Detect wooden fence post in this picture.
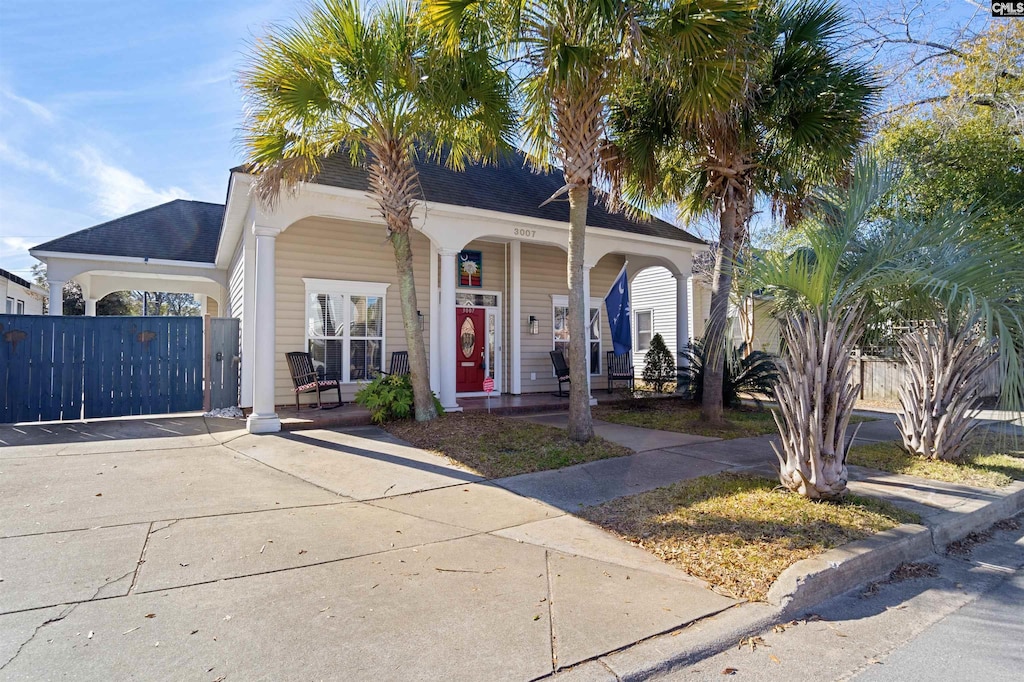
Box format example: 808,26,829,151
203,314,212,412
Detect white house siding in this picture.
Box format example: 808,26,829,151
634,270,780,359
1,276,44,315
273,217,434,406
228,240,245,320
630,266,676,373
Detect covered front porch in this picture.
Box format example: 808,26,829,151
274,392,599,431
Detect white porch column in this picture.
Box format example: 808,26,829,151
582,265,594,402
47,280,64,316
674,273,691,395
246,226,281,434
510,240,522,394
429,242,440,394
199,295,208,317
438,248,461,412
84,299,97,317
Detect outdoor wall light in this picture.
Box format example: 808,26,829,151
528,315,539,335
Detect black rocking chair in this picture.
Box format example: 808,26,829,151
381,350,410,377
606,350,635,393
549,350,571,397
286,351,342,410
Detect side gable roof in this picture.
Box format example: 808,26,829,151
241,150,703,245
32,200,225,264
1,267,32,289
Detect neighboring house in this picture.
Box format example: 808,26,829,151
30,151,708,434
0,267,46,315
630,267,780,373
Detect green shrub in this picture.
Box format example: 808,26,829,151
354,374,443,424
642,333,677,393
679,340,779,407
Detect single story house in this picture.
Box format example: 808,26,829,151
30,151,708,433
1,268,46,316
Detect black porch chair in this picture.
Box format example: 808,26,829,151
285,351,342,410
549,350,571,397
380,350,410,377
606,351,635,393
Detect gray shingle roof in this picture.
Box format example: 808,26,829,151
301,150,703,245
1,267,32,289
32,200,225,263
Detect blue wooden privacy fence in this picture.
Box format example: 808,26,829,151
0,315,204,423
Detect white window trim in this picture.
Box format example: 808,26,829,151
303,278,391,383
5,297,13,314
550,295,602,376
16,299,25,315
634,308,654,352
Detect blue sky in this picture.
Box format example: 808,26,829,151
0,0,303,279
0,1,990,281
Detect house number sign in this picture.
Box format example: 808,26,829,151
512,227,538,239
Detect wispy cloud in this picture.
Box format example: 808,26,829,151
73,146,192,218
0,88,55,123
0,138,67,185
1,236,37,256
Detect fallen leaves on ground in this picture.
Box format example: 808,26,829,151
580,473,918,601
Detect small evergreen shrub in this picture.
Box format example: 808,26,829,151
354,374,443,424
642,333,677,393
679,340,779,407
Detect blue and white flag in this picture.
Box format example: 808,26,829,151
605,263,631,356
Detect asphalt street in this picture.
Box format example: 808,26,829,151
663,514,1024,682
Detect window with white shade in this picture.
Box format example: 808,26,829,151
304,279,389,383
635,309,653,351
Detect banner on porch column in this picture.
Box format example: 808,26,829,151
605,263,632,356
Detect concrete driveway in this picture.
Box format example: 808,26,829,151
0,417,734,681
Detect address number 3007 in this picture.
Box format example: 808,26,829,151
513,228,537,238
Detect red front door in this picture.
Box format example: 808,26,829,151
455,307,486,392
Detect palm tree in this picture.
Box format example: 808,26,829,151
426,0,752,442
754,155,1024,498
238,0,515,421
608,0,877,424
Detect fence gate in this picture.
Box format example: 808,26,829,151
0,315,204,423
208,317,240,410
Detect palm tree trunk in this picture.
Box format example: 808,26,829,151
567,185,595,442
368,145,436,422
390,229,437,421
701,196,739,423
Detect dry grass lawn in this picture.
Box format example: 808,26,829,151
848,440,1024,488
593,400,781,439
580,473,919,602
594,399,875,439
386,413,632,478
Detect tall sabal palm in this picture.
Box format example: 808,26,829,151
238,0,515,421
609,0,877,424
754,154,1024,498
426,0,753,442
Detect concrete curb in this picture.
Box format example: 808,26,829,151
928,481,1024,550
547,480,1024,681
766,524,932,615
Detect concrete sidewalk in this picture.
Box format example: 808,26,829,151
499,414,903,511
0,418,735,681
